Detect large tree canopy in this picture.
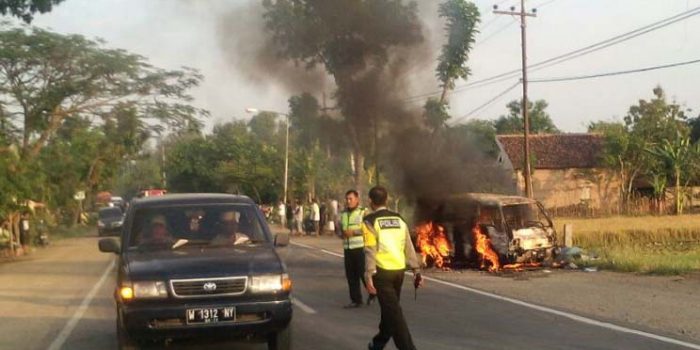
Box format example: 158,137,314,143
0,25,207,161
0,25,207,224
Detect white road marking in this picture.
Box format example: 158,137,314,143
291,297,317,314
321,249,344,258
295,243,700,350
47,259,115,350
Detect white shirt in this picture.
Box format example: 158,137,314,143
277,204,285,216
295,205,304,220
312,203,320,221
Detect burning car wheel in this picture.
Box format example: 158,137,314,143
267,324,291,350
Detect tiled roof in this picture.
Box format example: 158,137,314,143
496,133,604,170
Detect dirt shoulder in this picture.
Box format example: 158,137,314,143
282,229,700,343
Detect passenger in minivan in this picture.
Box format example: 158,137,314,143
211,211,250,245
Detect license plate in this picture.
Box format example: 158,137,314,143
186,307,236,324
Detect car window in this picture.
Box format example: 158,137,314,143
99,208,123,219
128,204,267,250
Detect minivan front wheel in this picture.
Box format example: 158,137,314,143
267,324,291,350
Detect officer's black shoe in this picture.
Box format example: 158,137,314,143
343,302,363,309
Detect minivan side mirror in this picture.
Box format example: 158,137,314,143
274,232,290,247
98,238,121,254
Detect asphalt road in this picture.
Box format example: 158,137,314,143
1,235,699,350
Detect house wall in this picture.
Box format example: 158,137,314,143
514,168,621,211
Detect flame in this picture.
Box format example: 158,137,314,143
472,223,500,272
415,221,452,269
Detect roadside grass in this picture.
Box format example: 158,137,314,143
553,215,700,275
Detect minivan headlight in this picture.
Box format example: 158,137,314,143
97,220,105,227
131,281,168,299
250,274,291,293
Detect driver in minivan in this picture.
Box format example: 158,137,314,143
140,214,175,247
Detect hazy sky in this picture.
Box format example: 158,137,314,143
26,0,700,132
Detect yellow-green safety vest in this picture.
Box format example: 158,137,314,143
341,207,366,250
365,215,408,270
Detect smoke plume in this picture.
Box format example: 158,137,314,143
216,0,512,205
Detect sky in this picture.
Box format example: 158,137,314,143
23,0,700,133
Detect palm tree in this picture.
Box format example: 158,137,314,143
646,135,693,215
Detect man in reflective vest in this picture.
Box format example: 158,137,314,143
340,189,367,308
363,186,422,350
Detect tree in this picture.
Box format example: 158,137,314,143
590,87,690,212
646,134,697,215
435,0,480,104
689,115,700,143
0,0,65,23
449,119,498,156
0,25,206,228
262,0,423,196
165,134,222,193
424,98,451,133
495,99,559,134
0,25,207,163
248,111,280,145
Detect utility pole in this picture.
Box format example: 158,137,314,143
494,0,537,198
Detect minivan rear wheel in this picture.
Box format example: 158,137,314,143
267,324,291,350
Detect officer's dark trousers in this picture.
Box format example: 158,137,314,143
344,248,366,304
370,268,416,350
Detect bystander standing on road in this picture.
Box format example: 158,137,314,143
285,201,293,234
294,200,304,236
311,198,321,236
319,200,327,235
363,186,422,350
277,201,286,227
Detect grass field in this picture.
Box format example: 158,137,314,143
553,215,700,274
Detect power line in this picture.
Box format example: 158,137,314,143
449,81,521,125
403,5,700,102
458,6,700,91
529,57,700,83
475,18,518,48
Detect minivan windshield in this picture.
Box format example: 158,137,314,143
128,204,268,250
502,203,550,230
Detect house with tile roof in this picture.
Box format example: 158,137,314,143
495,133,621,211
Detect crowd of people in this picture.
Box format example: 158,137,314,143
264,198,341,237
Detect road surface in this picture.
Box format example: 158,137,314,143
0,234,698,350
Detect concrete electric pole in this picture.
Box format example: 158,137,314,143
494,0,537,198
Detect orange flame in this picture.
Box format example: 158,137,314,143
472,223,500,272
415,221,451,269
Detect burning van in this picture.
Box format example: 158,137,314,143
414,193,557,271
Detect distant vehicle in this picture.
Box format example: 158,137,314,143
98,193,292,350
136,189,167,198
98,207,124,237
110,196,125,208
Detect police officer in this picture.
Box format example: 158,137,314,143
340,189,367,308
363,186,422,350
